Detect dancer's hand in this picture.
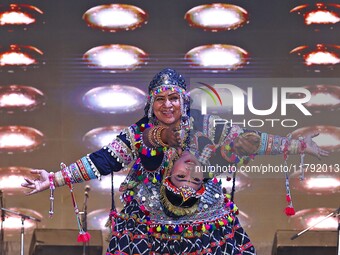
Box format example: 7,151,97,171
304,133,329,159
162,125,182,148
143,125,181,147
21,169,50,195
234,132,261,156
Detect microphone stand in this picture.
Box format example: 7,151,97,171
0,190,5,255
0,208,41,255
0,214,4,255
82,187,89,255
290,207,340,255
338,207,340,255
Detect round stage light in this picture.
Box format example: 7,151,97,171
83,4,147,32
0,166,34,195
290,44,340,67
0,85,45,113
291,3,340,25
83,44,147,72
0,44,43,68
185,3,249,31
290,208,338,230
1,208,42,231
82,85,146,114
290,169,340,195
0,4,43,27
0,126,45,153
288,85,340,113
185,44,249,71
82,126,127,150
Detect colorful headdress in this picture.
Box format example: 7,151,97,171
144,68,190,123
148,68,186,92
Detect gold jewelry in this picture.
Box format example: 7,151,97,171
54,171,65,187
155,126,168,147
147,127,158,147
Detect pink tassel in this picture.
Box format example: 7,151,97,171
109,210,117,218
284,207,295,216
77,232,91,243
111,220,116,232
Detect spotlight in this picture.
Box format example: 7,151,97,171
291,170,339,195
290,44,340,68
0,126,45,154
0,85,45,113
291,3,340,26
290,208,338,230
0,44,43,70
0,166,34,194
83,4,147,32
82,126,128,150
185,3,248,32
185,44,249,71
0,4,43,29
1,208,42,231
83,44,147,72
82,85,146,113
288,85,340,113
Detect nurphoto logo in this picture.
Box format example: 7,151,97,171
197,83,312,128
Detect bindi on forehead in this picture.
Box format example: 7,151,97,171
155,91,179,97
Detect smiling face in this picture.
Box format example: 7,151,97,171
152,90,182,126
170,151,204,191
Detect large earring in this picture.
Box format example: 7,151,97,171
148,97,155,119
180,95,187,118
